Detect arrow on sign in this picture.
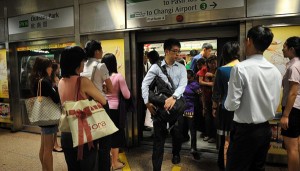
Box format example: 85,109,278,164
210,2,217,9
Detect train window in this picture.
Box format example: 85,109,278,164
18,48,63,99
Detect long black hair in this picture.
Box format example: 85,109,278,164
30,56,52,91
84,40,102,58
101,53,118,76
285,36,300,57
222,41,240,64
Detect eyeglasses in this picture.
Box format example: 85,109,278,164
170,49,181,54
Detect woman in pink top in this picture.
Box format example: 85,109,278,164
101,53,130,170
280,36,300,171
58,46,106,171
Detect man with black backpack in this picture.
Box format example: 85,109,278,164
142,38,187,171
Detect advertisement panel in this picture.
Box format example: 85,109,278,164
101,39,125,77
0,49,9,98
0,103,11,124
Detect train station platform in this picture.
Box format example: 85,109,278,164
0,128,287,171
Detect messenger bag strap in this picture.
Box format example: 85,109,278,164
156,60,176,91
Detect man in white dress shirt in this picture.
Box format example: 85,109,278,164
224,25,282,171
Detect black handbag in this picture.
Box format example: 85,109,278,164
148,61,186,123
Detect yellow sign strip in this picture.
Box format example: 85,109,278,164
172,165,181,171
119,152,131,171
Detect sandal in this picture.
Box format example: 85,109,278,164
112,163,125,170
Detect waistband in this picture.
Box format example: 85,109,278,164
233,121,269,128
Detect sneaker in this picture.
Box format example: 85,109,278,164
208,138,216,143
203,136,210,141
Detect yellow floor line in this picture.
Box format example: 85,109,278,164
172,165,181,171
119,152,131,171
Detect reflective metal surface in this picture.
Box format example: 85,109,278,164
247,0,300,17
9,27,74,42
80,0,125,33
0,0,4,18
0,19,4,42
6,0,73,17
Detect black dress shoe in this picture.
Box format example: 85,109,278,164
172,155,180,164
143,126,152,131
190,149,200,160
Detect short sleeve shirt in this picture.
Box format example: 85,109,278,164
81,58,109,97
282,57,300,109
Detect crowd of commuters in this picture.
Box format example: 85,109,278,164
141,26,299,171
29,25,300,171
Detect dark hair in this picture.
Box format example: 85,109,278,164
285,36,300,57
202,43,213,50
147,50,160,64
30,56,52,91
207,55,217,64
101,53,118,75
222,41,240,63
60,46,87,78
144,51,149,56
177,59,185,66
84,40,102,58
197,58,206,65
190,49,198,57
163,38,181,51
187,69,194,77
51,62,59,83
247,25,273,52
31,57,52,80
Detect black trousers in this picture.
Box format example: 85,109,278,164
182,116,197,150
226,121,271,171
97,102,112,171
61,132,98,171
152,114,184,171
204,100,216,138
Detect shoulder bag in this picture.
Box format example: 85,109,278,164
25,79,61,126
149,61,186,123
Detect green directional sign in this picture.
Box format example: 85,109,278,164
19,20,29,28
200,3,207,10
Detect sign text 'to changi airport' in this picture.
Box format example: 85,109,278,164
127,0,244,22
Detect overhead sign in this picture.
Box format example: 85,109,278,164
127,0,244,20
8,7,74,35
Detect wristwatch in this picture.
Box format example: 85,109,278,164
172,95,178,100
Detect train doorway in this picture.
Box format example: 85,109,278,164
134,25,239,153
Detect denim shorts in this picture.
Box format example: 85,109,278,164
40,125,58,135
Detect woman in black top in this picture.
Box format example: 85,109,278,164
30,57,60,171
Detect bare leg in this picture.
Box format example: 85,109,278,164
224,135,230,168
111,148,124,169
284,136,299,171
40,134,44,167
53,133,62,151
42,134,54,171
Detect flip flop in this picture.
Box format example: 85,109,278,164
53,148,63,152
